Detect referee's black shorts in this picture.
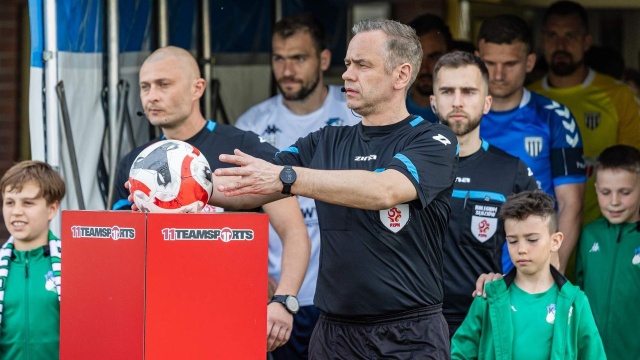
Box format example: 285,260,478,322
308,304,450,360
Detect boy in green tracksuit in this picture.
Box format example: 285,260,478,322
0,161,65,359
451,190,605,359
576,145,640,360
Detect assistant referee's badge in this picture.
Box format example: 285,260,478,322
380,204,409,233
471,204,498,242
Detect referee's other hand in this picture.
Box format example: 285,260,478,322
473,272,503,298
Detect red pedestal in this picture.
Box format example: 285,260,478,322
60,211,268,360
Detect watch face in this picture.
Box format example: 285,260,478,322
281,168,296,184
285,296,300,313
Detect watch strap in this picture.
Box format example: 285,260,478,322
270,295,288,304
280,165,296,195
269,294,298,314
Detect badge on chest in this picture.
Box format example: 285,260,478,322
471,204,498,242
380,204,410,233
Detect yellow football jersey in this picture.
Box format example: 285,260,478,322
530,69,640,225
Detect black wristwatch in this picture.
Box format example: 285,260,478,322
280,165,297,195
269,294,300,315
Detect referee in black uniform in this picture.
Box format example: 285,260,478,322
429,51,538,338
214,19,458,358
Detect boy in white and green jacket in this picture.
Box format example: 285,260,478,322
577,145,640,360
452,190,605,359
0,161,65,359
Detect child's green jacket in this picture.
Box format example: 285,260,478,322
451,266,606,360
577,218,640,360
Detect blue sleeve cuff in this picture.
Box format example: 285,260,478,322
112,199,133,210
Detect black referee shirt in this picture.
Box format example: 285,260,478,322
274,115,458,317
442,140,537,325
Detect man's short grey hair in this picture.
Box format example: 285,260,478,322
352,19,423,88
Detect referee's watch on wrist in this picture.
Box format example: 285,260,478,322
269,294,300,315
280,165,297,195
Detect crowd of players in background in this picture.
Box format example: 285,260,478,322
2,0,640,359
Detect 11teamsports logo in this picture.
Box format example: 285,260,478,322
70,225,135,240
161,227,254,242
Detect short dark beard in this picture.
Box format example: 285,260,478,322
550,61,582,77
278,74,321,101
440,114,482,137
549,51,583,77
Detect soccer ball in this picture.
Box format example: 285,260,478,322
128,140,213,213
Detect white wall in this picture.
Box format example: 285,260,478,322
213,64,272,124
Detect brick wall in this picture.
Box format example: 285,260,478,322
0,0,23,241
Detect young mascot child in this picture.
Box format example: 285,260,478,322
576,144,640,360
451,190,605,359
0,161,65,359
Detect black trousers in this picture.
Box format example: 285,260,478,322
309,304,450,360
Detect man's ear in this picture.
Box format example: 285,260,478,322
193,78,207,99
320,49,331,71
525,52,537,73
394,63,412,91
483,95,492,115
429,95,436,112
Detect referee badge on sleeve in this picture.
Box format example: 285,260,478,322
380,204,409,233
471,205,498,242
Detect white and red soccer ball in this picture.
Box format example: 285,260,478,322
128,140,213,213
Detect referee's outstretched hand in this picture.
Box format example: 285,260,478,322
216,149,283,197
